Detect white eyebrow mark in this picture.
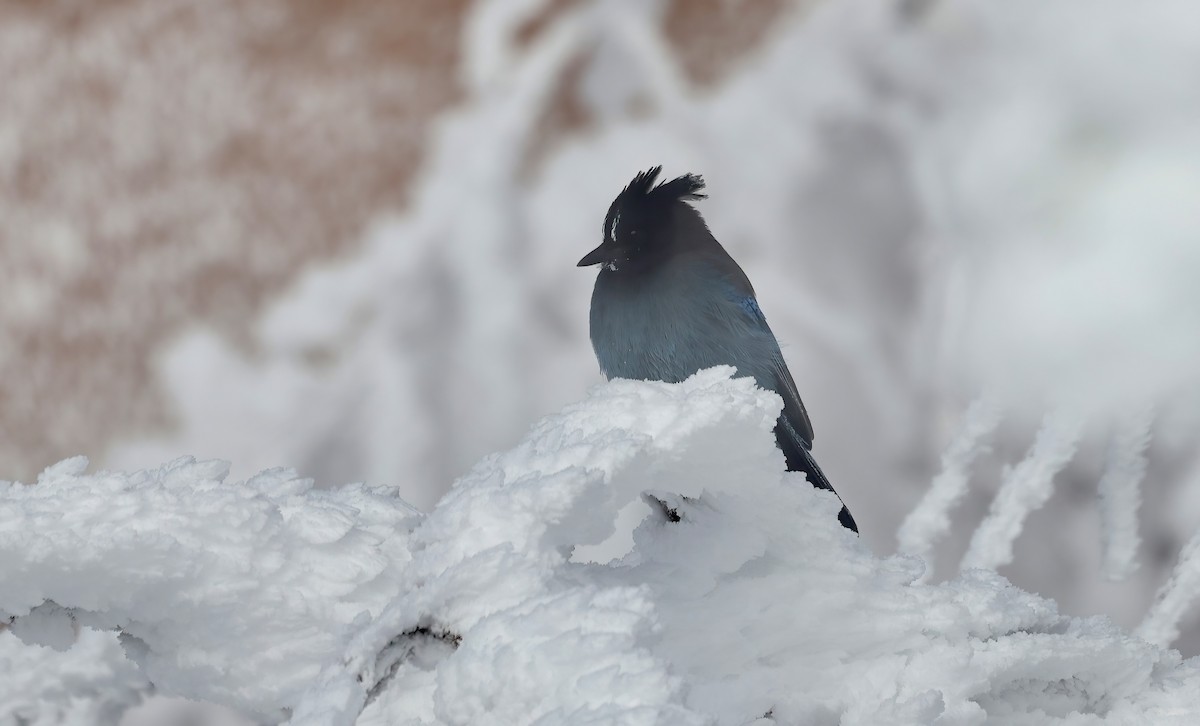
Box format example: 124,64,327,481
609,212,620,242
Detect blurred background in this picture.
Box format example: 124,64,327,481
4,0,1200,721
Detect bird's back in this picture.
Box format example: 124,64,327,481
590,246,814,436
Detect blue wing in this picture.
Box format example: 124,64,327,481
737,296,815,448
735,294,857,532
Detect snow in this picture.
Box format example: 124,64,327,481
6,370,1200,724
0,629,148,726
1,456,421,720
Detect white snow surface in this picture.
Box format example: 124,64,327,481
1,456,421,721
0,629,148,726
5,370,1200,725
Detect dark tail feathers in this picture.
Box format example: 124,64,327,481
795,446,858,533
775,425,859,533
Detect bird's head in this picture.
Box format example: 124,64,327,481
577,166,708,273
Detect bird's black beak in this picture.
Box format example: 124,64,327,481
577,242,610,267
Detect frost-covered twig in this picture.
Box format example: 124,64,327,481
1137,529,1200,648
603,5,692,116
960,410,1084,572
364,628,461,708
1097,407,1153,581
897,394,1002,567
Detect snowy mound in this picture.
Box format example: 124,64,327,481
3,368,1199,725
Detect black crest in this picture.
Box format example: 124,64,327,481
603,166,707,246
580,166,710,270
614,166,706,213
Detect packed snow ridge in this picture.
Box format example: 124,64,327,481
3,368,1199,725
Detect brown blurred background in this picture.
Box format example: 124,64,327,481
0,0,793,484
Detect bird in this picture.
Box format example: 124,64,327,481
578,166,857,532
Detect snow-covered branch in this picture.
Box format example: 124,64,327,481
4,371,1198,724
1138,529,1200,649
897,394,1002,568
1097,408,1153,580
960,410,1084,573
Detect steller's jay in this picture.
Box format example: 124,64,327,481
578,167,857,532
